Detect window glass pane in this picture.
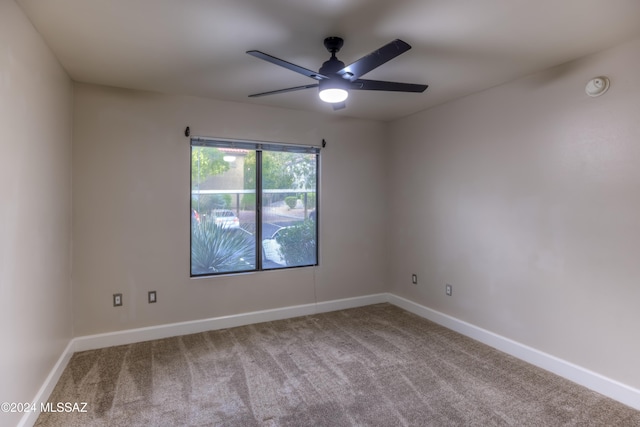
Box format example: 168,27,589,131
191,146,256,275
261,151,318,269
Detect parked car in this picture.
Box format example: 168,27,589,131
262,227,286,267
212,209,240,229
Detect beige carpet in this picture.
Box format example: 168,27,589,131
36,303,639,426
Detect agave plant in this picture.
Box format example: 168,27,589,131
191,220,255,275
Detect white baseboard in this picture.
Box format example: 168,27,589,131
387,293,640,411
18,340,75,427
74,293,388,352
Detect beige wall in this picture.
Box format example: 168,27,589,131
0,1,73,423
72,84,388,336
6,1,640,408
389,38,640,389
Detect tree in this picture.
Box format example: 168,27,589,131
287,153,316,190
191,147,230,188
243,151,317,204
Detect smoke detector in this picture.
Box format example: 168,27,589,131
585,77,610,97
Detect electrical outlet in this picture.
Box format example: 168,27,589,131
148,291,157,303
446,284,452,296
113,293,123,307
411,274,418,285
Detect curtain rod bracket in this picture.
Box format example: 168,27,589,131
322,139,327,148
185,126,190,137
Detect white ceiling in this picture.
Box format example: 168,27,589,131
17,0,640,122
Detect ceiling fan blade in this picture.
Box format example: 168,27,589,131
332,102,346,111
351,79,428,93
247,50,329,81
248,84,319,98
337,39,411,81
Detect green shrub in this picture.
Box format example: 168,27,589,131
191,221,255,274
275,220,316,266
241,193,255,210
284,196,298,209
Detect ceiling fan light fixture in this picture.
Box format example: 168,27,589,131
319,87,348,103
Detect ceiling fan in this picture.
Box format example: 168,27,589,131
247,37,428,110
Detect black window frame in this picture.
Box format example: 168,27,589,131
190,137,320,277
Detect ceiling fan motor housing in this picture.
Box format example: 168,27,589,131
319,57,346,76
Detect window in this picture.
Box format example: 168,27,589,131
190,138,319,276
